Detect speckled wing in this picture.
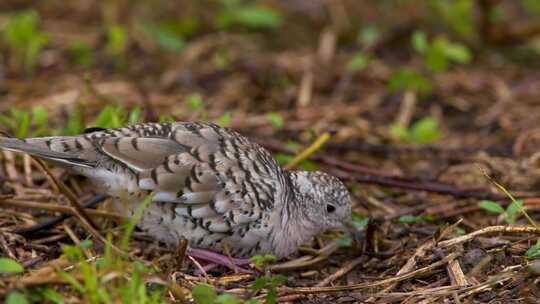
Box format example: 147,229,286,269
90,122,286,234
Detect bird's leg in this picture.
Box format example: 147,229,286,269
188,247,252,273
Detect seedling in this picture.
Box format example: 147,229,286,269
412,31,472,72
478,200,524,224
217,0,283,31
337,212,369,247
390,117,442,144
347,52,370,71
525,238,540,259
266,112,283,129
0,107,50,138
3,10,48,75
388,68,432,96
143,22,185,52
68,41,94,68
105,24,128,69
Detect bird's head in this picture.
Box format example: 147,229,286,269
288,171,352,232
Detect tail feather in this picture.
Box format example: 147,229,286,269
0,137,94,168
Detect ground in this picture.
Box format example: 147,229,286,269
1,1,540,303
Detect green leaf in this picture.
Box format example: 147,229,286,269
455,227,466,236
336,235,353,247
6,290,28,304
389,124,410,141
271,274,287,285
79,239,93,249
3,10,48,74
398,215,420,224
412,31,428,54
0,258,24,273
388,68,432,96
106,25,128,57
352,213,369,229
187,94,204,111
143,22,185,52
216,112,231,127
425,38,449,72
505,200,523,224
251,276,269,291
284,141,300,152
526,241,540,259
40,287,64,304
68,41,94,68
266,287,277,304
443,42,471,64
479,200,505,214
524,0,540,15
358,26,379,48
347,52,369,71
127,107,142,125
430,0,475,37
250,254,276,267
274,153,293,165
192,284,217,304
410,117,441,144
219,6,283,30
64,108,84,135
120,195,152,250
32,106,48,128
266,112,284,129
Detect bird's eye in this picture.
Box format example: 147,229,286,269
326,204,336,213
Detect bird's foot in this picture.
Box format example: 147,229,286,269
188,247,252,274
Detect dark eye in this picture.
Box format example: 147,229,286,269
326,204,336,213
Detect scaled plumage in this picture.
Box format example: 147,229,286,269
0,122,352,258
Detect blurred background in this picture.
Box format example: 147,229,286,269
4,2,540,302
1,1,540,147
3,0,540,192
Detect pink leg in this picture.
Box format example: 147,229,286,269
188,248,252,273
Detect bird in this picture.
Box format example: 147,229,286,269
0,121,353,269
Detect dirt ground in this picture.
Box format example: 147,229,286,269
1,1,540,303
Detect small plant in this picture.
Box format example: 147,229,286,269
92,105,142,129
105,24,128,69
337,212,369,247
390,117,442,144
68,41,94,68
143,21,186,52
55,196,165,303
0,257,24,273
412,31,472,72
248,254,286,304
397,214,434,224
6,290,28,304
387,68,432,96
186,93,208,120
192,284,250,304
357,26,379,48
217,0,283,31
3,10,48,75
526,238,540,259
216,112,232,127
478,200,524,224
428,0,475,38
266,112,283,129
0,107,50,138
347,51,370,71
63,108,85,135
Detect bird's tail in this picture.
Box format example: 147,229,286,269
0,136,94,168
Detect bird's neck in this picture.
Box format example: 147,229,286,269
269,171,321,258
